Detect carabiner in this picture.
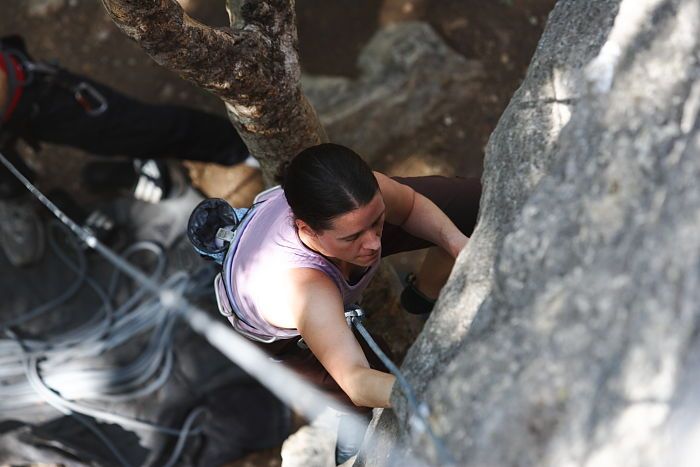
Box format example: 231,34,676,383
344,305,365,327
73,82,108,116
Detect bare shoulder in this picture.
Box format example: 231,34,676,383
257,267,340,329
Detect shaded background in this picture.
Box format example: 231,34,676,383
2,0,554,193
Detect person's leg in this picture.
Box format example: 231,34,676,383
413,246,454,299
15,68,251,202
19,68,249,165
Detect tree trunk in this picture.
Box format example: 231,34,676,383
100,0,327,183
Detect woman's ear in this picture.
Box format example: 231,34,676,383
295,218,317,238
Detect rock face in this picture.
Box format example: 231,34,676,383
362,0,700,465
303,22,484,165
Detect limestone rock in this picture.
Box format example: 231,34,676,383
362,0,700,465
302,22,484,164
281,409,339,467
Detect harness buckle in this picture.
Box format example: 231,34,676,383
296,337,309,350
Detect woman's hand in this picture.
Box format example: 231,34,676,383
446,232,469,259
289,268,395,408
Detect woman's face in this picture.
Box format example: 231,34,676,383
313,192,386,267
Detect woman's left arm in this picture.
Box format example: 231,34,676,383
374,171,468,258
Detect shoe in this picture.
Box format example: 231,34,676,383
82,159,185,204
131,159,172,203
400,272,436,315
0,195,45,267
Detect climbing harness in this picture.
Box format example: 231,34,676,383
71,80,108,116
2,46,108,117
0,50,23,121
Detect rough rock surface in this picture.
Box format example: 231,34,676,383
280,409,339,467
362,0,700,465
302,22,485,165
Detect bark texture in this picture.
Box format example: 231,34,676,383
101,0,326,182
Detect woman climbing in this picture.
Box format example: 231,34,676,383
190,142,481,464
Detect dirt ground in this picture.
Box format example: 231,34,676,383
1,0,555,465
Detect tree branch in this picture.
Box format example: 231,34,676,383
101,0,324,183
102,0,261,99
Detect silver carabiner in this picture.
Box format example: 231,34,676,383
344,305,365,327
73,82,108,116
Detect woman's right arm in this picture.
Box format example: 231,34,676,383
287,267,395,408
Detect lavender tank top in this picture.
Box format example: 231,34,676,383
223,187,380,341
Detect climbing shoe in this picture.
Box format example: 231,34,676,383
132,159,173,203
400,272,436,315
0,195,45,267
82,158,185,204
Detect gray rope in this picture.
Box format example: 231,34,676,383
0,151,205,466
6,328,132,467
346,306,456,466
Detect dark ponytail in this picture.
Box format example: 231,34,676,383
281,143,379,232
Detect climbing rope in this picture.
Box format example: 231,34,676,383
345,306,455,465
0,150,456,466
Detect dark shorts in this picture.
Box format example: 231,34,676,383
259,175,482,411
381,175,482,257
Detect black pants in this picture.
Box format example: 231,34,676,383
0,63,248,198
